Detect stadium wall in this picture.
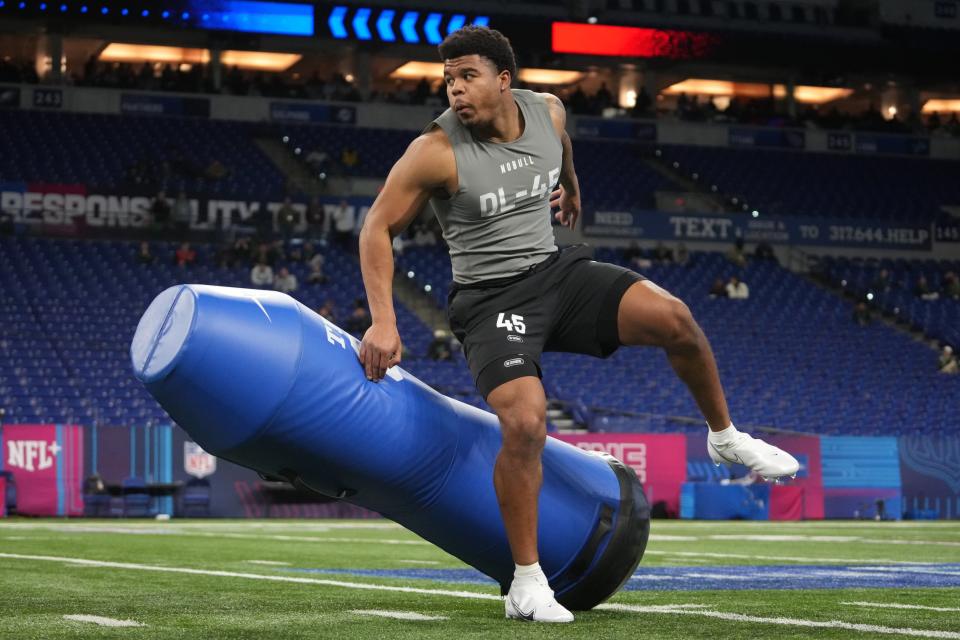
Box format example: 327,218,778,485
2,423,952,520
3,83,959,159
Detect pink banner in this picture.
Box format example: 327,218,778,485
767,434,824,519
770,485,804,520
553,433,687,515
0,476,5,517
1,424,84,516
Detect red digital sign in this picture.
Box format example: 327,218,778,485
551,22,718,59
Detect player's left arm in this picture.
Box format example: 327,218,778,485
540,92,580,230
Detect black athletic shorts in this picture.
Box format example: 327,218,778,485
446,243,647,399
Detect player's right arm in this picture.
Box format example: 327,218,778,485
358,129,454,382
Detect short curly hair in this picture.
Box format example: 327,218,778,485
438,25,517,82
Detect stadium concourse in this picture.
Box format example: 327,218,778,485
1,0,960,635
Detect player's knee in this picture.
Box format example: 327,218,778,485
499,407,547,454
665,299,701,353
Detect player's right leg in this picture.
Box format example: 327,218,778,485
486,376,574,623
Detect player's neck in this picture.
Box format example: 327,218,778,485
473,96,524,144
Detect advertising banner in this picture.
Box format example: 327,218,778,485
821,436,902,519
553,433,686,515
1,424,84,516
729,127,805,149
270,102,357,125
856,133,930,156
575,117,656,141
0,184,373,235
899,435,960,519
0,85,20,108
120,93,210,118
582,209,932,251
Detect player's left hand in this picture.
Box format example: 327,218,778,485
550,185,580,230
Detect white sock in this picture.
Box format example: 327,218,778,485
707,423,738,446
514,562,544,582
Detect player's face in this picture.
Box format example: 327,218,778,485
443,55,508,127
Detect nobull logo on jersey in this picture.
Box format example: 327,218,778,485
480,168,560,218
6,439,61,472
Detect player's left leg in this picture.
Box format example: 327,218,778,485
617,279,799,481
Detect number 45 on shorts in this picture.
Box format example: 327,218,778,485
496,312,526,334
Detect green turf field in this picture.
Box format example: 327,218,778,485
2,519,959,639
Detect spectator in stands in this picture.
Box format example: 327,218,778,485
413,221,438,246
726,238,747,267
136,241,155,265
150,191,171,231
630,86,652,118
330,199,356,252
938,346,959,374
725,276,750,300
345,297,373,337
172,191,192,239
305,147,331,173
651,242,673,263
676,243,690,266
943,271,960,300
276,197,299,243
872,269,893,293
754,241,777,262
853,302,872,327
204,158,230,182
250,261,274,287
622,241,650,269
317,299,337,324
428,329,454,361
307,249,327,285
254,241,282,268
914,276,939,301
341,146,360,173
709,278,727,298
273,267,298,294
0,210,13,236
219,237,251,268
306,197,326,240
174,242,196,268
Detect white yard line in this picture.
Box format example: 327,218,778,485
598,604,960,639
705,535,960,548
0,524,426,545
399,560,441,565
350,609,448,621
0,552,499,601
62,614,144,627
245,560,291,566
644,550,941,565
842,602,960,613
3,552,959,639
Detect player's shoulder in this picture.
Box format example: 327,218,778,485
400,126,455,182
531,91,567,130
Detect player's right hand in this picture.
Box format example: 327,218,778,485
359,321,402,382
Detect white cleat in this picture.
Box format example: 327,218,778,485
504,577,574,623
708,431,800,482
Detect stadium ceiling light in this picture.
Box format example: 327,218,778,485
99,43,301,71
352,7,372,40
922,98,960,113
447,13,465,34
664,79,852,104
390,61,582,85
376,9,395,41
424,12,443,44
400,11,419,43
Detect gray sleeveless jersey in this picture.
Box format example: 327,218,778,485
424,89,561,284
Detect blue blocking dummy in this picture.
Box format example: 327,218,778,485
131,285,649,609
